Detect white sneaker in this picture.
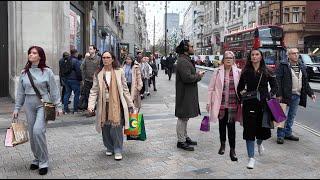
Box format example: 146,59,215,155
258,144,265,156
247,158,255,169
114,153,122,160
105,150,113,156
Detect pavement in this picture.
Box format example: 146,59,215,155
0,69,320,179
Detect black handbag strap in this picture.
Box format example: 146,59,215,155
256,73,263,91
26,71,43,102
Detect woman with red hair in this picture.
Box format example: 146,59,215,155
12,46,63,175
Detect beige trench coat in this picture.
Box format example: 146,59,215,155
130,62,143,109
88,68,134,133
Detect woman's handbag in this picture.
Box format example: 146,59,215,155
267,98,287,123
200,116,210,132
262,106,275,129
11,119,29,146
241,73,263,102
27,71,56,121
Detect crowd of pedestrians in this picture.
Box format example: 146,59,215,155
11,40,317,176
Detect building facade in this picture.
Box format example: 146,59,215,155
259,1,320,53
1,1,125,99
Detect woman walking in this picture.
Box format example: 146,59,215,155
123,55,143,111
88,51,134,161
207,51,242,162
148,55,158,91
237,49,278,169
13,46,63,175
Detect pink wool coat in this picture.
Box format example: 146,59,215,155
207,65,242,123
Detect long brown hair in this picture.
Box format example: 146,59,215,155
242,49,272,77
96,51,120,74
23,46,49,73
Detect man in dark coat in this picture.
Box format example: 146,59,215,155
175,40,205,151
276,48,316,144
166,53,176,80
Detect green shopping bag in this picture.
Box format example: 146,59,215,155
124,113,140,136
127,113,146,141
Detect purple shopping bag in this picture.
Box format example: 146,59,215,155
267,98,287,123
200,116,210,132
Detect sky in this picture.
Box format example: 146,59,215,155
142,1,191,45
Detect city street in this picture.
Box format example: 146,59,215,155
0,69,320,178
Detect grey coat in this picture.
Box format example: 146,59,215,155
175,54,202,118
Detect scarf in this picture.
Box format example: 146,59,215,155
218,69,238,122
102,69,121,127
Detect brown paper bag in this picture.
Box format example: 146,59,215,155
11,121,29,146
274,103,287,128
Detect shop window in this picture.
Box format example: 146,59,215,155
70,5,84,53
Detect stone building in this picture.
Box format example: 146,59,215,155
259,1,320,53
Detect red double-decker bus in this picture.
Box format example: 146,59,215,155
223,25,287,70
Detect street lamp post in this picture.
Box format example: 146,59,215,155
164,1,167,57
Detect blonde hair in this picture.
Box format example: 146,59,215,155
221,51,235,64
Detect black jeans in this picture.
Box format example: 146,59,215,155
219,109,236,149
167,67,173,80
148,75,156,90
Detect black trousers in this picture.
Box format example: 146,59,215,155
219,109,236,149
149,76,156,90
167,67,173,80
78,80,93,109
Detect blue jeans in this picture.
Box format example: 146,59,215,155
63,79,80,112
277,94,300,138
246,139,263,158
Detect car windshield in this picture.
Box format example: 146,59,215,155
259,48,287,65
312,56,320,63
300,54,316,64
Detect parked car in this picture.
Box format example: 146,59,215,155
299,54,320,80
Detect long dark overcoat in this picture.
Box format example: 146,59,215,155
175,54,201,118
237,69,278,140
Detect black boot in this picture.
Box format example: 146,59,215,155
39,167,48,175
230,148,238,161
29,164,39,170
218,143,225,155
186,137,197,146
177,142,194,151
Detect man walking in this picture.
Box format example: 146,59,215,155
79,45,100,115
276,48,316,144
175,40,205,151
63,49,82,114
166,53,176,80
